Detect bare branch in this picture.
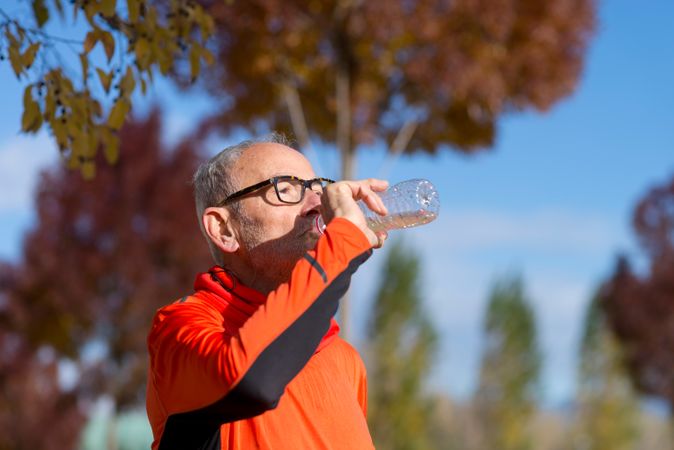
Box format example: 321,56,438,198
377,119,418,179
281,81,327,177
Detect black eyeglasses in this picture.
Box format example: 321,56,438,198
217,176,335,206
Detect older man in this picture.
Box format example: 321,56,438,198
146,135,388,450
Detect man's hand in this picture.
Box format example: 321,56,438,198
321,179,389,248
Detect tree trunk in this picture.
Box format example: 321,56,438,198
669,412,674,450
281,81,326,175
336,54,354,338
106,403,118,450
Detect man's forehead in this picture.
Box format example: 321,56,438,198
236,143,315,181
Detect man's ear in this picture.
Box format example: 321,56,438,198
202,207,240,254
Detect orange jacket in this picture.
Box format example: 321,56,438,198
146,218,375,449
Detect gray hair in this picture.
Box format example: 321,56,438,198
193,132,295,265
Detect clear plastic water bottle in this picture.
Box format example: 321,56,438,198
315,179,440,234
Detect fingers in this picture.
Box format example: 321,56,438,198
366,178,389,192
321,178,389,249
360,186,388,216
373,231,388,249
343,179,389,216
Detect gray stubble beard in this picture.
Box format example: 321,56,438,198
236,215,316,294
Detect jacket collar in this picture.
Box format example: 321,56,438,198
194,266,340,353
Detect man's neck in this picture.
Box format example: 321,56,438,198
223,261,279,296
241,272,277,296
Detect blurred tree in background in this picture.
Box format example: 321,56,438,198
198,0,596,332
474,276,541,450
1,263,84,450
0,0,610,447
573,292,639,450
366,239,438,450
0,111,211,445
1,0,596,181
600,174,674,418
200,0,596,158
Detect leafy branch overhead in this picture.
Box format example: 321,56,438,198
0,0,215,179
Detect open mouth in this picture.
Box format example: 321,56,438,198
301,212,321,235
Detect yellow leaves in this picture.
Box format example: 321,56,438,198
66,124,97,179
100,31,115,62
120,66,136,96
201,15,215,41
44,87,56,118
157,50,172,76
100,0,117,18
80,160,97,180
192,4,215,41
201,47,215,66
84,31,97,53
189,45,216,82
79,52,89,82
69,95,87,124
127,0,140,22
82,0,116,24
83,30,115,62
108,99,130,130
52,119,68,149
96,68,113,93
29,67,121,178
32,0,50,28
189,46,201,82
23,42,40,69
52,0,64,19
8,45,23,77
134,37,151,69
4,27,20,48
21,85,42,133
101,128,120,164
92,99,103,118
69,133,88,166
4,0,220,180
4,29,40,77
145,3,158,29
66,115,82,138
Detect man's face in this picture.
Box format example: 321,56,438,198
229,143,323,290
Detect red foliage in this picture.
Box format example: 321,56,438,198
1,109,212,432
195,0,595,153
601,175,674,405
1,264,85,450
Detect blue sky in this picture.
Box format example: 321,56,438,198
1,0,673,409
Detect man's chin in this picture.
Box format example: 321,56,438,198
304,230,321,248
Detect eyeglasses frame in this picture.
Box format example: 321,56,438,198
216,175,335,206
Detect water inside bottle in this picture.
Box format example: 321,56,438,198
366,209,438,233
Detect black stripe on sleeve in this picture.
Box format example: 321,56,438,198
303,253,328,283
157,249,372,450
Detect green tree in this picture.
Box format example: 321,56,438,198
0,0,214,178
199,0,596,333
573,292,639,450
366,238,438,450
474,275,541,450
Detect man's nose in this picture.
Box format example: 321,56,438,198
302,188,322,212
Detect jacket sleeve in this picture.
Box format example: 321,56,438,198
148,218,372,423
